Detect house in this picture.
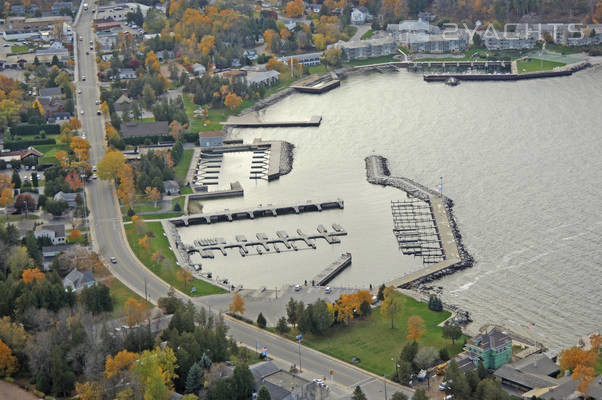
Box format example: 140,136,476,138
481,31,536,50
198,131,224,147
246,70,280,86
63,269,96,292
117,68,137,80
243,49,258,61
407,32,469,53
35,42,70,63
35,224,66,245
163,180,180,195
192,63,206,76
418,11,437,22
278,52,322,67
284,20,296,31
387,19,431,34
96,31,119,50
351,8,368,25
51,2,74,15
120,121,169,138
0,147,42,163
540,374,602,400
54,191,78,208
113,94,133,113
493,354,561,395
465,327,512,370
42,244,73,270
36,96,67,119
47,112,71,125
10,4,27,16
249,362,313,400
38,87,62,98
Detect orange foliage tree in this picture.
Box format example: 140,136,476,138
65,170,83,191
22,268,44,284
177,269,193,289
71,137,91,161
0,338,18,377
559,347,598,371
407,315,426,341
105,350,139,378
285,0,305,17
117,164,135,209
229,292,245,316
224,92,242,110
124,298,148,327
69,229,82,240
145,186,161,207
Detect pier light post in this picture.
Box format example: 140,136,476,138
439,176,443,198
296,334,303,372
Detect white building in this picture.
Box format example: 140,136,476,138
330,37,397,60
278,52,322,66
35,224,66,245
192,63,206,76
481,31,536,50
96,3,151,21
118,68,137,79
246,69,280,86
351,8,367,25
63,269,96,291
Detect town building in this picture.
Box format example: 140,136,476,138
278,52,322,66
198,131,224,147
493,354,560,395
249,361,313,400
96,31,119,50
54,191,78,208
51,2,75,16
481,31,536,50
163,180,180,195
387,19,431,35
117,68,137,80
246,70,280,86
42,244,73,270
63,269,96,292
39,87,63,98
540,374,602,400
407,32,468,53
47,112,72,125
35,224,66,245
0,147,42,163
465,327,512,370
113,94,133,114
120,121,169,138
35,42,70,63
351,7,370,25
192,63,206,76
96,3,151,21
330,37,397,60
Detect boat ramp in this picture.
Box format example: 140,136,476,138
312,253,352,286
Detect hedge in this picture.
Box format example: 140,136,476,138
4,138,56,150
121,133,199,145
11,124,61,136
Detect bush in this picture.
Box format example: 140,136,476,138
257,312,267,328
11,124,60,136
173,202,181,212
5,138,56,150
276,316,290,334
428,295,443,312
439,347,450,361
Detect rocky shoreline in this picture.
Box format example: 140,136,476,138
279,141,294,176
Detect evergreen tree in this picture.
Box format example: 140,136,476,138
445,360,471,400
12,169,21,189
185,362,204,394
396,360,413,385
428,295,443,311
377,284,386,301
400,341,419,363
257,385,271,400
257,312,267,328
276,316,289,333
477,361,488,379
439,347,450,361
199,352,212,370
352,385,367,400
442,321,462,344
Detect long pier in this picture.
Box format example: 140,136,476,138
312,252,352,286
187,224,347,258
354,60,510,71
169,199,345,226
365,155,473,288
222,115,322,128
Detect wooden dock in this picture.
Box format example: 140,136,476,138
312,253,352,286
222,115,322,128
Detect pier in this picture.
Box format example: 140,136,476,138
187,224,348,258
222,115,322,128
291,73,341,93
365,155,473,288
169,199,345,226
312,253,352,286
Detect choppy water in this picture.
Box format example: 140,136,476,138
180,67,602,349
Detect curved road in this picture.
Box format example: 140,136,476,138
73,3,412,398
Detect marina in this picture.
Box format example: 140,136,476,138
312,252,353,286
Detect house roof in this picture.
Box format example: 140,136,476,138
250,361,280,382
118,68,136,75
120,121,169,138
114,94,133,105
163,180,180,191
261,381,291,400
54,191,77,202
494,364,559,391
42,244,73,255
512,354,560,377
37,224,66,237
63,269,95,290
246,70,280,85
38,87,62,97
541,374,602,400
469,327,511,351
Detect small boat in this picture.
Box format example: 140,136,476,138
446,77,459,86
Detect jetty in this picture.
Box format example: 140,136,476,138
291,73,341,93
169,199,345,226
187,225,348,258
312,253,352,286
365,155,473,288
222,115,322,128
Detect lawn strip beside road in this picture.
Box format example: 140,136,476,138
299,294,466,378
124,221,225,296
174,149,193,182
106,276,152,318
516,58,565,73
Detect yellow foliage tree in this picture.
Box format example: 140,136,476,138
71,137,91,161
229,292,245,316
380,287,403,329
177,269,193,289
285,0,305,17
56,149,70,168
69,229,82,240
75,381,102,400
124,298,149,327
0,338,17,377
559,347,598,372
70,117,82,130
22,268,44,284
98,150,126,181
100,101,110,117
145,186,162,207
117,164,135,209
32,98,45,116
138,235,150,252
407,315,426,341
266,58,287,73
224,92,242,110
313,33,327,50
105,350,139,379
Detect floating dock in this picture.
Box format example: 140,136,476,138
291,73,341,94
222,115,322,128
169,199,344,226
187,224,347,258
312,253,352,286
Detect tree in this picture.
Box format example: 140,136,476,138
65,171,83,191
352,385,367,400
428,295,443,311
105,350,139,379
442,321,463,344
135,346,178,400
323,48,342,68
445,360,471,400
117,164,135,209
412,389,429,400
359,300,371,316
80,284,114,314
11,169,21,189
124,298,149,327
400,341,419,363
392,392,408,400
0,338,17,377
98,150,126,181
286,0,305,17
177,269,193,289
257,385,271,400
169,120,184,139
22,267,44,284
69,229,82,241
71,137,90,161
224,92,242,110
14,193,36,214
407,315,426,341
439,347,450,362
145,186,161,207
185,362,204,394
0,175,14,219
573,364,595,396
286,298,300,327
380,287,402,328
257,312,267,328
475,379,509,400
276,316,289,333
45,199,69,216
229,292,245,316
74,381,102,400
414,346,438,370
559,346,597,371
396,360,412,385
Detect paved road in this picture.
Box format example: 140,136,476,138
73,3,413,399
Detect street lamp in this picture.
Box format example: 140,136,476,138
296,334,302,373
391,358,399,380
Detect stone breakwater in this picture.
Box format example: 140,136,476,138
365,155,474,286
238,88,295,117
279,141,294,176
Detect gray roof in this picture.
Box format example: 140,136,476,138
512,354,559,377
39,87,62,97
261,381,291,400
250,361,280,383
120,121,169,138
541,374,602,400
54,191,77,203
163,180,180,191
470,327,511,351
37,224,66,237
494,364,560,391
63,269,95,290
42,244,72,255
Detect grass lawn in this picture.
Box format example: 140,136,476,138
124,211,183,221
345,55,398,67
181,186,193,195
11,45,30,54
300,294,466,378
174,149,193,182
172,196,185,212
106,276,151,318
1,214,40,222
516,58,565,73
38,143,69,164
124,221,225,296
360,29,374,40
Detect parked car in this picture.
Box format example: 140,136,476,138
324,286,331,294
439,382,449,391
110,257,117,263
294,284,301,291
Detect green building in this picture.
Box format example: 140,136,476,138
465,327,512,370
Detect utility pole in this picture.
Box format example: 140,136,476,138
383,374,387,400
440,176,443,198
297,334,303,372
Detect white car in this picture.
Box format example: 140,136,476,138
77,89,82,94
92,165,97,172
294,284,301,292
110,257,117,263
325,286,332,294
80,110,84,115
91,173,98,179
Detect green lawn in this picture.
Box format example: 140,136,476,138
360,29,374,40
516,58,565,73
124,221,225,296
172,196,185,212
11,45,30,54
38,143,69,164
180,186,193,195
1,214,40,222
301,293,466,378
345,55,398,67
174,149,193,182
104,276,151,318
124,211,183,221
